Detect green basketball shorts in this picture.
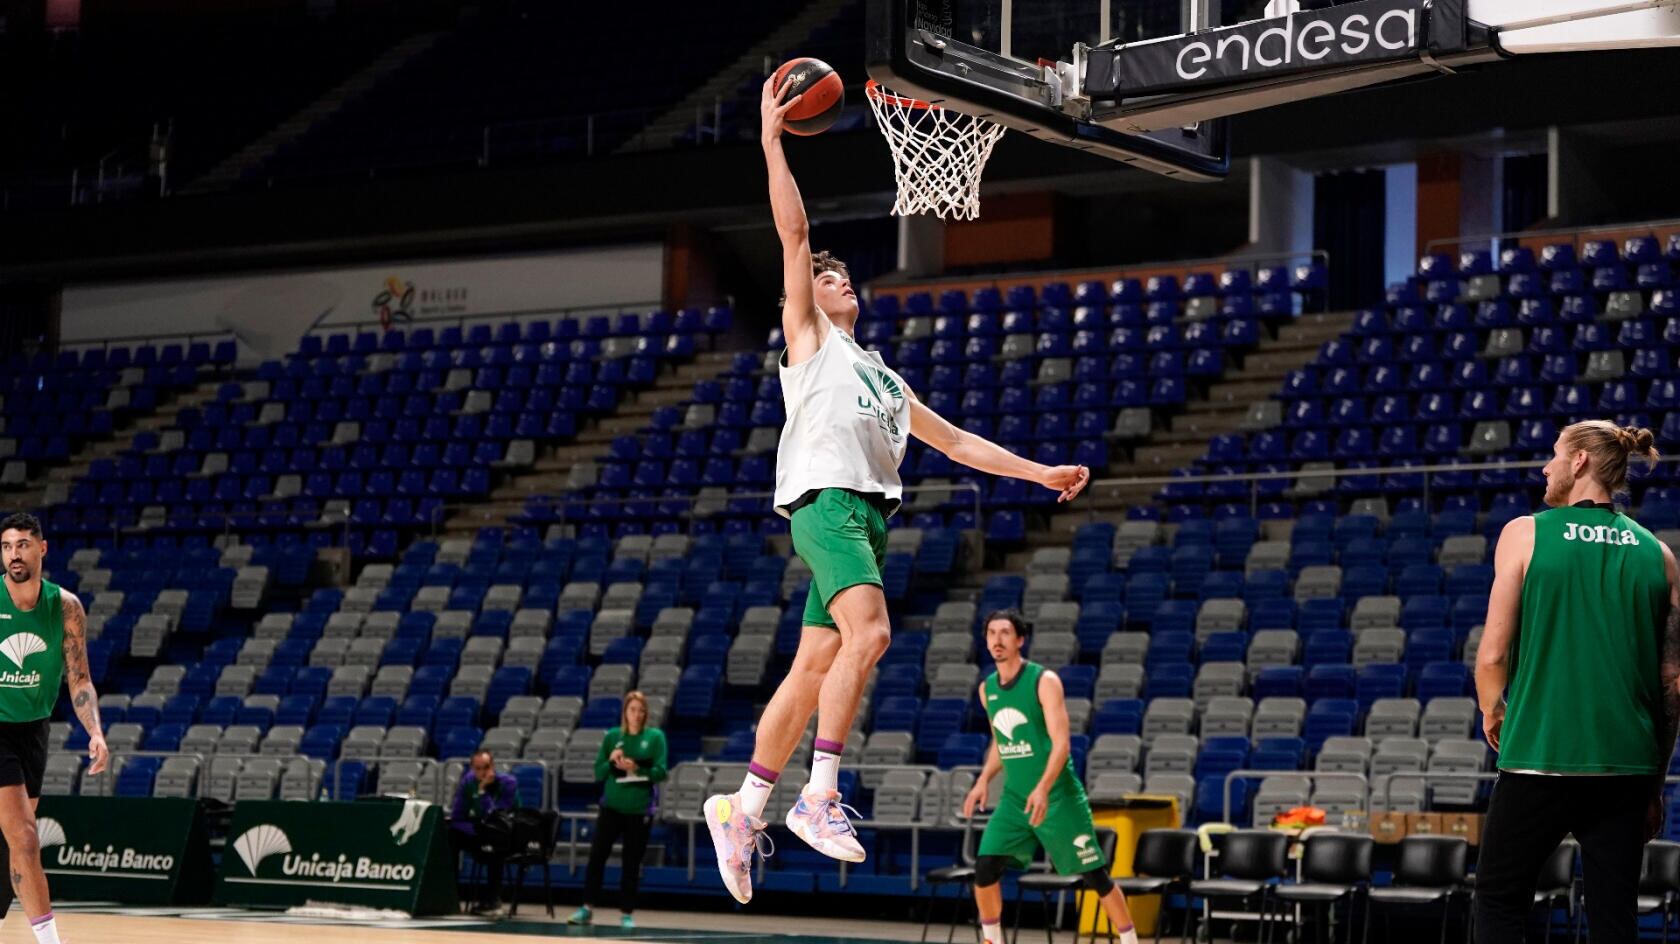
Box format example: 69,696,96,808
789,488,889,630
979,787,1107,875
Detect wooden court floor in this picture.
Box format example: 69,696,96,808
4,906,933,944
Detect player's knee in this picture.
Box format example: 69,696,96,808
846,622,891,662
973,855,1010,888
5,826,38,861
1080,868,1114,896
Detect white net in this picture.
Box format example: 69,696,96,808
866,81,1007,221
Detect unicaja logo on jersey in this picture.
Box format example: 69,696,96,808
852,363,905,443
992,707,1035,758
0,632,46,689
1071,833,1102,865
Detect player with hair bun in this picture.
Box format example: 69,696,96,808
1474,421,1680,944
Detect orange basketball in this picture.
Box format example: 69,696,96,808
772,57,845,136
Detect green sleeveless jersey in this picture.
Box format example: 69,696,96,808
1499,506,1669,774
0,579,63,723
983,661,1085,801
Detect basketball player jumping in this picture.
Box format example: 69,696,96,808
703,76,1092,904
964,610,1139,944
0,512,107,944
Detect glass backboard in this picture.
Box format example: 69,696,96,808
867,0,1235,180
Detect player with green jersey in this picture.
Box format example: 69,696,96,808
965,610,1139,944
0,512,107,944
1474,422,1680,944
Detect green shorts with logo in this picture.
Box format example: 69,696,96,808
789,488,889,630
979,785,1106,875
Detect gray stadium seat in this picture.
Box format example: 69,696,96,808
43,755,81,797
1252,698,1307,737
279,758,325,801
261,725,305,755
872,770,925,823
1294,566,1342,601
1365,699,1422,738
1142,699,1195,740
1101,633,1149,666
1315,737,1373,774
1350,596,1402,631
1095,664,1145,701
235,758,284,801
1420,698,1477,743
1428,740,1489,805
1144,735,1198,776
1086,772,1143,805
1197,599,1246,638
1252,775,1311,827
1201,697,1254,737
1247,630,1299,670
1087,735,1143,774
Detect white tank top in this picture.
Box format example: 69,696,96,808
773,324,912,519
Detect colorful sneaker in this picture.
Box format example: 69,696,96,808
785,787,866,862
620,914,636,929
703,792,773,904
566,906,592,925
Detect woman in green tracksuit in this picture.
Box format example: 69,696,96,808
570,691,667,928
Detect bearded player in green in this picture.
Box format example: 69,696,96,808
0,512,107,944
965,610,1139,944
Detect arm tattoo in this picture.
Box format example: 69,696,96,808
1659,603,1680,773
60,593,101,736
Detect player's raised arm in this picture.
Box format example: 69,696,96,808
59,590,107,774
908,394,1090,502
762,76,825,367
1475,515,1533,750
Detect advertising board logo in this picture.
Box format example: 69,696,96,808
232,824,292,875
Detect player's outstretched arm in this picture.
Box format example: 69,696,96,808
908,395,1090,502
1475,515,1532,751
762,75,824,366
60,590,108,774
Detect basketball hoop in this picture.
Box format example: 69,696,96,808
865,80,1006,221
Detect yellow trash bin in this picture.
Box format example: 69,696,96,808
1078,795,1181,937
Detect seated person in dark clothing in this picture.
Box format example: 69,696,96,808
449,749,521,914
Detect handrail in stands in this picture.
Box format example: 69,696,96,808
868,248,1332,315
1080,455,1680,520
1220,768,1370,827
303,300,667,336
1425,215,1680,255
428,481,987,540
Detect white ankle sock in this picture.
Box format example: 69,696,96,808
1117,930,1138,944
809,737,844,794
981,919,1004,944
738,770,776,820
30,913,61,944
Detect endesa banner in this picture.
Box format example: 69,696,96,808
1090,0,1428,98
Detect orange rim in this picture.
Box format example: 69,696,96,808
865,80,939,111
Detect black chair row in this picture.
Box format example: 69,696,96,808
926,827,1680,944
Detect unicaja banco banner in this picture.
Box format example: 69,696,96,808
215,798,457,915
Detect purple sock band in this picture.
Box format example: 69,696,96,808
814,737,846,755
30,912,52,927
747,762,780,783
